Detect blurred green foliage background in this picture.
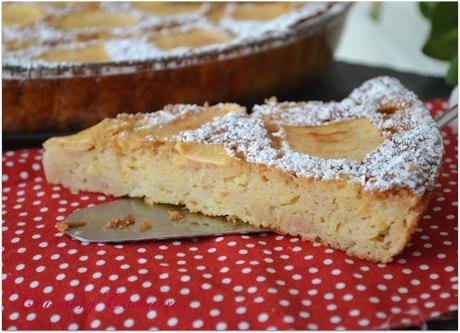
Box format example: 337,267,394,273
420,2,458,86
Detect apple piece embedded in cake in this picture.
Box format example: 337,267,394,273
50,9,138,31
231,3,293,21
151,28,234,51
3,3,46,27
283,118,384,160
133,2,204,16
37,44,110,63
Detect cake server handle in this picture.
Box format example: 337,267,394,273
435,104,457,129
61,198,270,243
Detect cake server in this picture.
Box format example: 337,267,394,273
63,198,269,243
435,104,457,129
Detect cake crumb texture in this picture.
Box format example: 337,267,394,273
139,220,153,232
55,221,87,232
168,210,184,221
105,214,136,229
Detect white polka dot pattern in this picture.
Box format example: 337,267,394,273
1,100,457,330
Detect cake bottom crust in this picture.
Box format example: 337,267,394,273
43,142,429,263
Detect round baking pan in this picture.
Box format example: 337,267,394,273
3,3,351,135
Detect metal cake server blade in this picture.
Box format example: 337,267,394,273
64,198,269,242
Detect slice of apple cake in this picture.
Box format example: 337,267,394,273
43,77,443,262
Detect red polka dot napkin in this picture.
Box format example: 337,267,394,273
2,100,457,330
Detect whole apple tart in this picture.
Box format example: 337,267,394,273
3,2,349,134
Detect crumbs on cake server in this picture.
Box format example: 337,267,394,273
168,210,184,221
139,220,153,232
56,221,87,232
105,214,136,229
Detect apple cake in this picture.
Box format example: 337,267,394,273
3,2,350,134
43,77,444,262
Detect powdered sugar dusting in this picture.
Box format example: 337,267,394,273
360,125,443,193
176,111,280,162
252,77,435,132
174,77,443,195
117,104,205,130
219,2,329,37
